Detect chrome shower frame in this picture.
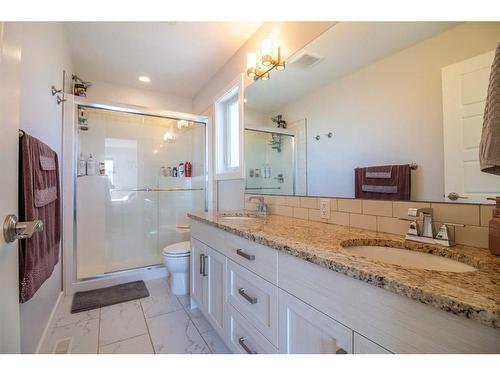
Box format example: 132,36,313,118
62,95,209,295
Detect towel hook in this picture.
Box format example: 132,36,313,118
51,85,63,96
56,95,66,105
314,132,333,141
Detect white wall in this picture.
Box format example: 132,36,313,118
85,80,193,113
274,22,500,201
18,22,73,353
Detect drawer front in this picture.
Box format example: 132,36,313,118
354,333,392,354
227,304,277,354
191,221,278,284
227,259,278,346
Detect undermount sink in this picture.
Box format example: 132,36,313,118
343,245,477,272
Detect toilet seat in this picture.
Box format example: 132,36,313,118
162,241,191,257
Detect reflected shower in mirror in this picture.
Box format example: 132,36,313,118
244,22,500,203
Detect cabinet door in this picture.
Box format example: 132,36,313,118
278,289,353,354
205,247,226,337
354,333,392,354
190,239,207,309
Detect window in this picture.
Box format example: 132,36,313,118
214,74,244,180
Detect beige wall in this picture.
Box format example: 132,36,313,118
274,22,500,201
245,194,493,249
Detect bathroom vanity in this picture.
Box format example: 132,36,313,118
188,212,500,354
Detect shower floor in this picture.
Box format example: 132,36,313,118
40,277,229,354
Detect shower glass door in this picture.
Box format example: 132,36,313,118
76,106,206,279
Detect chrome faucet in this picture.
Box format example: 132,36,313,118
403,207,464,247
248,196,267,214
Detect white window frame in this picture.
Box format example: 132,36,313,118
214,73,245,180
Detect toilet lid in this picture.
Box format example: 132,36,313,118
162,241,191,257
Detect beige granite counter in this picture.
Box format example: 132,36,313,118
188,211,500,329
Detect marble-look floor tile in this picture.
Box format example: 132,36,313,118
99,300,147,346
145,277,169,297
52,294,99,328
41,318,99,354
201,330,231,354
176,295,192,310
99,334,154,354
147,310,210,354
185,307,212,334
140,293,183,318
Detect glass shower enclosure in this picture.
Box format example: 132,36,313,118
75,106,206,279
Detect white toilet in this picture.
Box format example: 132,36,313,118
162,241,191,295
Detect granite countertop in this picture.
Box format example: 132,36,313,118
188,211,500,329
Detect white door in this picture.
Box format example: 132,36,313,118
0,22,23,353
278,289,352,354
205,247,226,337
442,50,500,203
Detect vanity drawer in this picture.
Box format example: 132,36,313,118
227,304,277,354
191,221,278,284
227,259,278,346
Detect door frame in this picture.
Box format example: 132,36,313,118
62,95,210,295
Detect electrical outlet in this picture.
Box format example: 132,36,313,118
319,199,330,219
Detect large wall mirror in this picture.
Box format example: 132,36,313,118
244,22,500,203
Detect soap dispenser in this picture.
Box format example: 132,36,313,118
487,197,500,255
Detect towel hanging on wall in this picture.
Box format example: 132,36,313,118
479,42,500,176
19,132,61,303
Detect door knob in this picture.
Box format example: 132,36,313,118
3,214,44,243
447,192,468,201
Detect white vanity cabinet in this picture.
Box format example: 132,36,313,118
278,289,353,354
190,220,500,354
190,238,226,338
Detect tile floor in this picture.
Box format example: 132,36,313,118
40,277,230,354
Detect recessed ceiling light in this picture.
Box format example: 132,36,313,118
139,76,151,83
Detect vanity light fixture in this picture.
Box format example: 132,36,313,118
246,38,285,81
163,130,175,141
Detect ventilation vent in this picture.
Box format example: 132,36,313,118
53,337,73,354
289,51,324,68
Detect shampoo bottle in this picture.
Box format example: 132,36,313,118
488,197,500,256
78,153,86,176
86,154,96,176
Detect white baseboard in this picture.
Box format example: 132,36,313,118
35,291,63,354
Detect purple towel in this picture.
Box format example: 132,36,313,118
355,164,411,200
19,133,60,303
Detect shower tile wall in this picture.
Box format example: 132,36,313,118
76,108,205,278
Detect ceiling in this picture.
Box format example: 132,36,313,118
64,22,262,98
245,22,458,114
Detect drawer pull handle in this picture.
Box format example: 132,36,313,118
202,255,208,277
238,337,257,354
199,254,204,275
336,348,347,354
236,249,255,261
238,288,258,304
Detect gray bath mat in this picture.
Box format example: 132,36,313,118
71,280,149,313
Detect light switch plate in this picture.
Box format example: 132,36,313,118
319,199,330,219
